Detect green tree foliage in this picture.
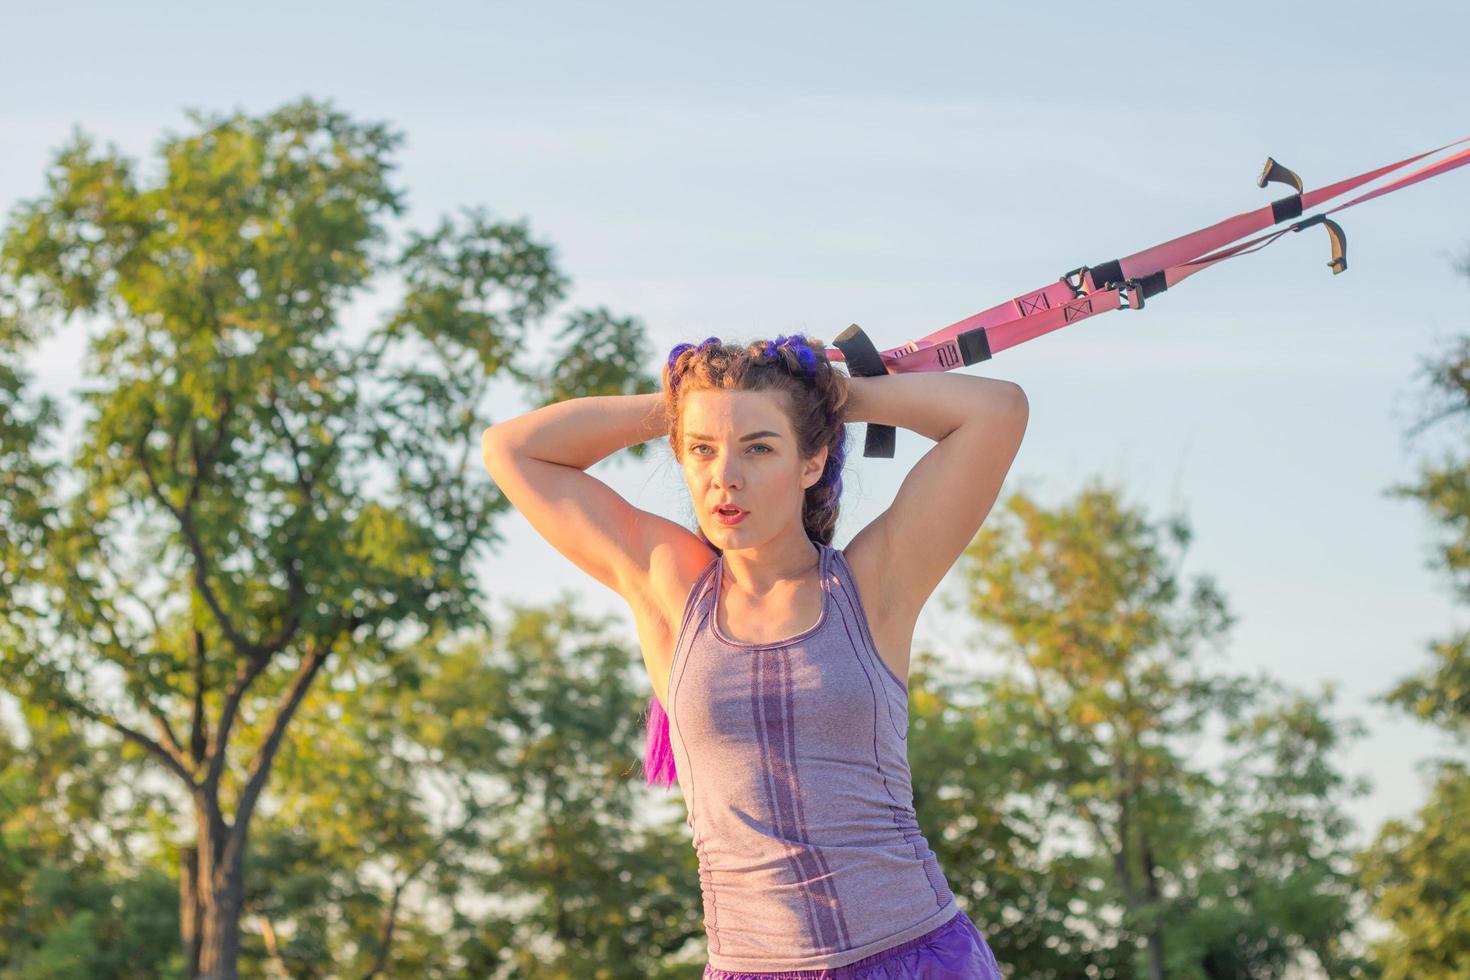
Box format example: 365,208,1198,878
0,99,656,979
1357,763,1470,980
0,704,180,978
466,599,704,978
922,481,1375,979
237,599,704,978
1355,309,1470,978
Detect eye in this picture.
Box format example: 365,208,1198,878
689,444,773,456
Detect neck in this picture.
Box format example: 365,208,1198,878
721,534,821,597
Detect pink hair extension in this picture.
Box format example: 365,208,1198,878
643,693,678,788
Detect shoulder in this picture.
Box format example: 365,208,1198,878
631,527,720,631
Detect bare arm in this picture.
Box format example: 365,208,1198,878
841,371,1024,441
480,392,692,602
842,372,1029,630
483,391,667,468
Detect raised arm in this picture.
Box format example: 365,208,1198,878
480,392,696,601
842,372,1028,623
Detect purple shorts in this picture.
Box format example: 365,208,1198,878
702,908,1004,979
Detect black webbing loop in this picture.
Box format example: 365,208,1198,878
1089,258,1124,289
1271,194,1304,223
831,323,896,458
957,326,992,366
1137,270,1169,298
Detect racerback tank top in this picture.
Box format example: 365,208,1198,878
666,540,958,972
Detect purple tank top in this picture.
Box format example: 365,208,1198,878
666,541,959,972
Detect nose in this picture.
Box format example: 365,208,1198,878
712,453,743,491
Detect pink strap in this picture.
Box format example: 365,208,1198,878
1112,136,1470,284
826,136,1470,376
1168,141,1470,284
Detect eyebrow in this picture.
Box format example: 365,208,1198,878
684,430,783,441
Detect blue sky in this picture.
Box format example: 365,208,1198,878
3,0,1468,847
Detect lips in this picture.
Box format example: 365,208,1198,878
712,504,746,517
713,504,747,526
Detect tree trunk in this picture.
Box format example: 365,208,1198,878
1140,834,1167,980
180,844,202,978
1112,785,1166,980
198,869,245,980
187,792,245,980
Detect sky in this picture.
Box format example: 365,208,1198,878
3,0,1469,854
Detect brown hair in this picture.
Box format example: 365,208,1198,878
661,334,851,549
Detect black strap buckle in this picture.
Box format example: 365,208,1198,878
1063,259,1126,297
1061,266,1090,299
1119,279,1145,311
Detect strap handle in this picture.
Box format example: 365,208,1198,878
831,324,896,458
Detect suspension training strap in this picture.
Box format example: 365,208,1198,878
828,136,1470,457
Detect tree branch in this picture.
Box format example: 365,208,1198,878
54,691,198,788
362,877,410,980
108,567,164,639
82,587,195,780
256,914,292,979
135,429,265,661
361,807,479,980
1023,652,1119,855
258,394,319,652
190,625,208,764
226,635,336,859
1404,403,1463,441
204,650,273,793
187,388,234,500
151,709,189,769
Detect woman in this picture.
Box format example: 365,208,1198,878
480,334,1027,978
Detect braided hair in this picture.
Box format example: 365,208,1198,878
642,333,851,788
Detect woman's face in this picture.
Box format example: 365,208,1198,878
678,388,827,548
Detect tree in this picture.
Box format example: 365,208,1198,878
0,703,181,978
236,600,704,978
905,647,1130,980
462,598,704,978
928,481,1375,979
0,99,655,979
1355,306,1470,978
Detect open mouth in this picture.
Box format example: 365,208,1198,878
714,505,747,524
